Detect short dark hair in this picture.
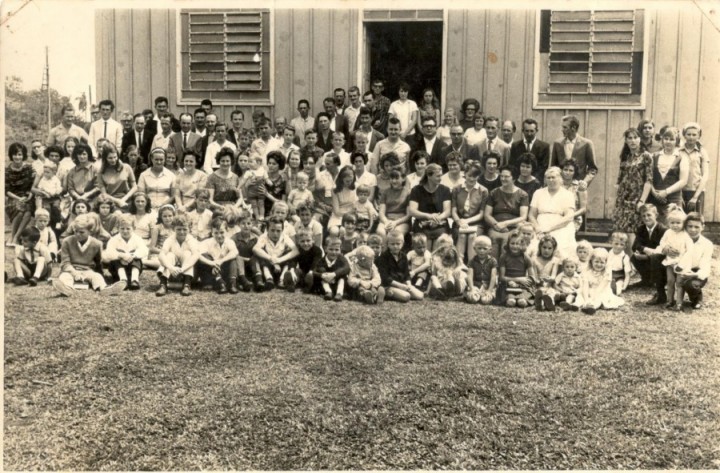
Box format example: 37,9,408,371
44,145,64,158
61,104,75,115
685,211,705,227
193,108,207,117
562,115,580,131
8,142,28,160
522,118,539,129
266,150,286,170
297,99,310,108
20,226,41,243
230,110,245,120
99,99,115,110
214,147,235,165
387,117,401,127
481,150,502,168
516,152,538,172
154,96,169,106
350,151,368,165
201,99,213,107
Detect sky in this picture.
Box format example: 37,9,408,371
1,0,95,105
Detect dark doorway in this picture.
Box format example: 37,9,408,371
366,21,443,104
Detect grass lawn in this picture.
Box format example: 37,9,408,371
4,251,720,470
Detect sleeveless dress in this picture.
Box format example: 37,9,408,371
614,153,653,232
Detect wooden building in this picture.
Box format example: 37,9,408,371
95,7,720,222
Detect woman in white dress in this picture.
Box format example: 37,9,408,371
528,167,577,258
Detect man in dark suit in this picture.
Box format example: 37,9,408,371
195,113,218,168
441,124,471,165
322,97,350,148
351,106,384,154
549,114,598,186
227,110,250,147
629,204,668,304
409,116,446,172
168,112,201,161
509,118,551,182
146,96,181,135
121,113,155,162
469,116,510,167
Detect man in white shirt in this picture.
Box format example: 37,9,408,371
369,117,411,174
675,213,713,310
88,99,123,152
290,100,315,148
203,122,237,174
411,116,445,172
192,108,208,137
351,107,384,153
343,86,363,131
148,96,181,135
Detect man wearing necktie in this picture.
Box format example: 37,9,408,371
509,118,550,183
121,113,154,161
168,113,201,159
549,114,598,187
88,99,123,153
469,116,510,167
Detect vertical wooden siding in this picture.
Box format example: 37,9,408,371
96,7,720,221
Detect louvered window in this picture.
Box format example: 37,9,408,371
179,9,271,104
536,10,646,108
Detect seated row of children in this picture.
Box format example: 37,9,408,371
11,187,711,312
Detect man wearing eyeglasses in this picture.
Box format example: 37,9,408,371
410,116,446,173
441,124,470,165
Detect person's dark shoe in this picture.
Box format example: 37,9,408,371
333,292,343,302
324,292,333,301
665,301,676,309
646,293,667,305
264,279,275,291
129,280,141,291
228,279,239,294
217,281,228,294
543,295,555,311
238,276,252,292
28,277,39,287
10,277,28,286
626,280,650,290
181,284,192,296
581,306,596,315
155,284,168,297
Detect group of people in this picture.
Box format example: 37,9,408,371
4,82,713,311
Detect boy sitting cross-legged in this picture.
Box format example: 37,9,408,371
284,228,324,293
156,215,200,297
196,217,240,294
375,230,425,302
306,236,349,301
53,214,127,297
346,245,384,304
252,216,299,291
10,227,52,286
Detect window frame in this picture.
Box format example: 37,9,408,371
175,8,275,106
532,9,649,110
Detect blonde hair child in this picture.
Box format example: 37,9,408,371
104,214,149,289
650,205,693,309
465,235,497,305
573,248,624,314
607,232,632,295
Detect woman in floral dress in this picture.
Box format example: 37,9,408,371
613,128,653,251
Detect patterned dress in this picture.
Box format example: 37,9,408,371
614,153,653,232
5,163,36,219
206,172,242,207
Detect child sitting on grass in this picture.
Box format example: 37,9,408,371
407,233,432,291
465,235,497,305
10,227,52,286
366,234,384,262
575,239,593,274
347,245,384,304
607,231,632,296
376,231,425,302
252,217,299,291
104,214,148,290
532,235,560,310
187,189,213,241
144,204,176,270
555,257,582,311
230,210,258,292
53,214,126,297
672,212,713,311
497,230,536,307
428,234,467,300
196,217,240,294
573,248,624,314
307,236,349,301
156,215,200,297
285,229,324,293
33,208,58,261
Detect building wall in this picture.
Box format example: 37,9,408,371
96,7,720,221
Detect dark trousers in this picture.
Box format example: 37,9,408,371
108,259,143,281
680,271,707,304
196,255,238,285
631,253,667,292
18,260,51,280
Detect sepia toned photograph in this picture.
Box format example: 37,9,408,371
3,0,720,470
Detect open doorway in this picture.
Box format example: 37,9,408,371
365,21,443,104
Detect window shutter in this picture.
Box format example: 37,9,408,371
548,10,635,95
188,10,264,91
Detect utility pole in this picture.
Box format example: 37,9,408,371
42,46,51,132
